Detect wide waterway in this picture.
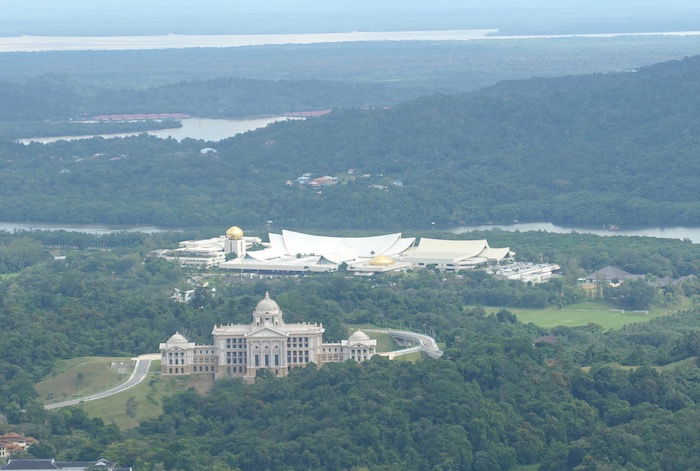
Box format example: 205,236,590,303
2,29,700,53
2,220,700,242
0,221,175,234
450,222,700,244
17,116,297,144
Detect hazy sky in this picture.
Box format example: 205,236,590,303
1,0,700,36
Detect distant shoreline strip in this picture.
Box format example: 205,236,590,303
2,29,700,53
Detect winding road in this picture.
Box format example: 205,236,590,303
44,354,158,410
366,329,443,359
43,329,440,410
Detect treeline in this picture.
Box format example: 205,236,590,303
0,119,181,140
2,37,698,92
0,76,416,123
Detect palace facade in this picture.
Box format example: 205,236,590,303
160,292,377,381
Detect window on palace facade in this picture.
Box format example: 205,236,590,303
255,354,260,366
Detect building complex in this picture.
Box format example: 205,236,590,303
160,292,377,381
157,225,560,282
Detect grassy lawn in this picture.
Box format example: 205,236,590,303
478,300,686,330
36,356,132,403
79,361,213,429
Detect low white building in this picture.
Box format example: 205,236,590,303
490,262,561,284
402,238,514,271
160,292,377,381
157,226,260,268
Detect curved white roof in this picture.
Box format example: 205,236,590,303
413,238,488,259
479,247,511,262
384,237,416,255
268,232,288,253
280,230,403,258
246,247,284,261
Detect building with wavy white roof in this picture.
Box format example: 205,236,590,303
220,229,416,274
160,226,516,275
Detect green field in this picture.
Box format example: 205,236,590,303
37,356,131,403
480,301,686,330
78,361,213,429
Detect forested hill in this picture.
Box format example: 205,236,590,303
1,56,700,228
208,55,700,227
0,76,418,122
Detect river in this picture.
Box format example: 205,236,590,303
450,222,700,244
0,221,176,234
17,116,298,144
2,29,700,53
2,219,700,242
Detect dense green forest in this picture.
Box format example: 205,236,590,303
1,55,700,227
0,231,699,469
0,76,417,123
3,36,700,90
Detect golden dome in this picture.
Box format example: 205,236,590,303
369,255,395,266
225,226,244,240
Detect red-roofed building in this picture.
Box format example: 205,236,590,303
0,433,37,458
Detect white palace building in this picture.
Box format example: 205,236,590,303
160,292,377,381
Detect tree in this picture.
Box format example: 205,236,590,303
125,397,138,419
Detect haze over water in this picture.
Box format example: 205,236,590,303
3,29,700,53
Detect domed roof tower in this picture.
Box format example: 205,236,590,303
167,331,188,345
226,226,244,240
252,292,284,327
349,330,371,341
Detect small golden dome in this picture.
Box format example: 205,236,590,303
369,255,395,266
226,226,244,240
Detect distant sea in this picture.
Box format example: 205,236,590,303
2,29,700,53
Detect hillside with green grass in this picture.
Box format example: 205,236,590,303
36,356,131,404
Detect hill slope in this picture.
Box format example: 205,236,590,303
1,56,699,228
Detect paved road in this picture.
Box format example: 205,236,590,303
45,356,153,410
365,329,443,359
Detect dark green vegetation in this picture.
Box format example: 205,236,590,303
4,37,700,90
0,120,181,140
0,76,416,124
0,231,699,469
4,35,700,138
2,55,700,228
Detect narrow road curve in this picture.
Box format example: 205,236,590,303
365,328,443,359
45,355,155,410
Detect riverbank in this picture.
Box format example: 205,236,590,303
450,222,700,244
